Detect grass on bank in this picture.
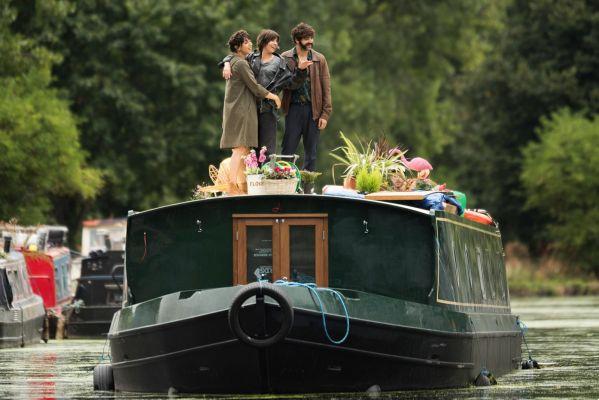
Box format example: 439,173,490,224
506,242,599,297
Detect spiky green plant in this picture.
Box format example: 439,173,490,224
355,168,383,193
330,132,407,185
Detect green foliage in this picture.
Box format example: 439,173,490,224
449,0,599,243
521,109,599,274
330,132,405,185
356,168,383,194
300,170,321,184
0,1,101,224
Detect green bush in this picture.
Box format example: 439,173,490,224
521,109,599,275
356,168,383,194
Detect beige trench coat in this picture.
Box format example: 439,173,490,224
220,55,269,149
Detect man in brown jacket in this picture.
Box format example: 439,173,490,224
281,22,332,171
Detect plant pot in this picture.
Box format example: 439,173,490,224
246,174,265,195
343,176,356,190
302,182,315,194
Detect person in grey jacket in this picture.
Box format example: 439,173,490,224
221,29,312,156
220,30,281,195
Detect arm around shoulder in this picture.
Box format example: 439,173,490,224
233,59,269,98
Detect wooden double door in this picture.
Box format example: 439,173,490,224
233,214,328,286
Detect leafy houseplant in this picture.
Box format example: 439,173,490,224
330,132,407,189
356,168,383,194
300,170,322,194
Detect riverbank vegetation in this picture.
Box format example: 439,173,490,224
1,0,597,278
507,243,599,297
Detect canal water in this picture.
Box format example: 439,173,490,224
1,296,598,399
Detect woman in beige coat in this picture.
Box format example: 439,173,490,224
221,30,281,194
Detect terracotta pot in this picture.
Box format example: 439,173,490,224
343,176,356,190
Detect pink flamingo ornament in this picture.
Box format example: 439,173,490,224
400,154,433,179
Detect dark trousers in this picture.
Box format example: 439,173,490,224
258,112,277,155
282,103,320,171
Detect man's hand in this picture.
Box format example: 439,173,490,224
318,118,328,130
222,62,232,80
297,59,313,70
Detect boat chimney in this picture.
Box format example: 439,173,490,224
3,236,11,253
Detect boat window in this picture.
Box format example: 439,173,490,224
7,270,23,301
476,247,487,300
246,226,274,282
0,268,13,307
289,226,316,283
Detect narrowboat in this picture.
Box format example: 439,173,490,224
0,238,46,348
66,250,124,337
18,226,73,338
81,218,126,257
99,194,522,394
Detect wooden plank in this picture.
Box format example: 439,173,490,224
233,213,328,219
364,191,441,201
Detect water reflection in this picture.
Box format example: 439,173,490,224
1,297,598,399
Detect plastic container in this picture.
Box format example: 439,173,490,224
452,190,467,215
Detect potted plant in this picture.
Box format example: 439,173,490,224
299,170,322,194
355,167,383,194
261,161,299,194
330,132,407,190
244,147,267,195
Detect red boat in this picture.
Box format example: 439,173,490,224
15,226,73,338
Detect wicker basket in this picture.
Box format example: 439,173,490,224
247,175,298,195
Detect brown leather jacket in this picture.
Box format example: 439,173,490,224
281,48,332,122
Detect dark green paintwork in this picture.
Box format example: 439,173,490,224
125,195,436,306
124,194,512,318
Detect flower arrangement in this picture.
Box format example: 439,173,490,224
243,147,298,179
244,147,268,175
262,163,298,180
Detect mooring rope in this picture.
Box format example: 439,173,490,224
273,279,350,344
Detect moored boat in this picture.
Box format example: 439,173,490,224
66,250,124,337
17,226,73,339
100,194,522,394
0,238,45,348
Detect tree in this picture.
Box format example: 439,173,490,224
449,0,599,243
521,109,599,274
0,1,101,225
45,0,273,216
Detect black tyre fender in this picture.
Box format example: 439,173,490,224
93,364,115,391
228,282,294,348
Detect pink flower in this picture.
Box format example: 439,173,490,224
245,150,258,169
258,146,267,163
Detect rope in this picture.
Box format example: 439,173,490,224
99,335,111,363
273,279,350,344
516,317,534,361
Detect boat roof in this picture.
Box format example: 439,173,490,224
127,193,433,218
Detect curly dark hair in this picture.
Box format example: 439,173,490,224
291,22,315,43
228,30,251,52
257,29,280,52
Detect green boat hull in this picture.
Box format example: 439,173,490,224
106,194,522,393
